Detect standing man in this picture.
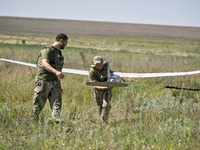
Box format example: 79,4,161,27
32,33,68,123
89,56,113,124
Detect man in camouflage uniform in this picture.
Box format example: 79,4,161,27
32,33,68,123
89,56,113,124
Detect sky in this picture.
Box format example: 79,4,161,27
0,0,200,27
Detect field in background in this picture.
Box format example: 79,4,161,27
0,17,200,149
1,16,200,42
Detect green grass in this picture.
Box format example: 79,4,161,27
0,35,200,149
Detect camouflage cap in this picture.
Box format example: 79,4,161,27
93,56,103,65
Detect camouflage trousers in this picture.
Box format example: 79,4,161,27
32,78,62,122
93,89,112,120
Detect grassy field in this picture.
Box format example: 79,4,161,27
0,34,200,149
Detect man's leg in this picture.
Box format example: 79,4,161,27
101,89,112,124
94,89,104,116
32,79,52,120
49,79,63,123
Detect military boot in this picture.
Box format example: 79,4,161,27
101,116,108,125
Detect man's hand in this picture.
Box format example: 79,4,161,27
55,71,65,79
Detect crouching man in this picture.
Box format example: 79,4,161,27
89,56,113,124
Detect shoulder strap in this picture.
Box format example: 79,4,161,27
36,45,54,68
44,45,55,51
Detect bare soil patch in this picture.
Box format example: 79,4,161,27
0,16,200,42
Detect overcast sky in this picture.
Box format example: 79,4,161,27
1,0,200,27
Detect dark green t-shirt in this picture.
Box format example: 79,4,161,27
89,62,108,82
36,46,62,81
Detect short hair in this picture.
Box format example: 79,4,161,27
55,33,68,41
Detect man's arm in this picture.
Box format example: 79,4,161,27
42,59,64,79
92,80,113,90
89,68,112,90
